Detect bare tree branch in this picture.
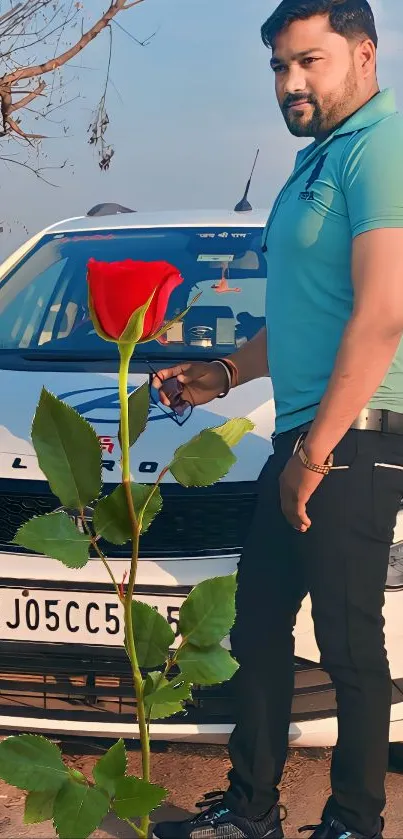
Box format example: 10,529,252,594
9,80,46,112
124,0,145,8
0,4,24,28
88,23,114,171
49,0,75,106
3,114,45,140
112,18,158,47
44,93,80,117
1,12,79,60
0,0,157,174
0,1,54,39
1,154,65,186
1,0,137,86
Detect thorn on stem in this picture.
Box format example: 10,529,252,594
119,569,128,599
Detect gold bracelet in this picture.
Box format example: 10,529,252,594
296,439,334,476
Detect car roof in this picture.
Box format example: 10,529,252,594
46,208,268,234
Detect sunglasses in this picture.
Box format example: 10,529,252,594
147,362,194,427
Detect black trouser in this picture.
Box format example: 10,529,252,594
225,426,403,837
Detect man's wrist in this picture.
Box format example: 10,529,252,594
302,433,332,465
297,442,333,476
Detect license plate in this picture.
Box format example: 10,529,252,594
0,588,184,647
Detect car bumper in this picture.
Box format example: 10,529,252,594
1,635,403,746
2,708,403,748
1,551,403,746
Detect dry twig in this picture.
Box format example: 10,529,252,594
0,0,148,157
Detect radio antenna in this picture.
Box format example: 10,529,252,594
234,148,260,213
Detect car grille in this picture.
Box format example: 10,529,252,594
0,486,257,557
0,645,338,728
1,645,402,735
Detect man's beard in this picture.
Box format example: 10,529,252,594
282,96,323,137
281,70,358,139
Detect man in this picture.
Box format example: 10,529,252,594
153,2,403,838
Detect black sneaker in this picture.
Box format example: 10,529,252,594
298,816,384,839
152,790,286,839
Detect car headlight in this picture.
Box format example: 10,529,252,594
387,541,403,590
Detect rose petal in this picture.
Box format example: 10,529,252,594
87,259,183,341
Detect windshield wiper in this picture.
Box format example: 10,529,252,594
21,351,117,361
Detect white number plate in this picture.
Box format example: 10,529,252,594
0,588,184,647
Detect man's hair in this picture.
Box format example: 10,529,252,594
261,0,378,50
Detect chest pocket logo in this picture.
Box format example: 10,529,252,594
299,153,328,202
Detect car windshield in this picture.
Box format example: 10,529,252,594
0,226,266,359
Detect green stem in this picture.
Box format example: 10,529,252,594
98,554,122,601
118,341,151,839
79,511,121,600
141,465,177,725
138,465,169,531
123,525,151,837
124,819,146,839
118,343,134,486
124,550,150,775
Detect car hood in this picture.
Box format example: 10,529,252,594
0,369,274,485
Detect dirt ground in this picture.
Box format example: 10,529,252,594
0,745,402,839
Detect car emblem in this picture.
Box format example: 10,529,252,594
189,326,214,339
56,386,170,424
55,506,94,534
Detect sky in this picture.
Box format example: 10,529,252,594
1,0,403,259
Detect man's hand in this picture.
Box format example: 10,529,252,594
152,362,229,408
153,328,269,410
279,454,325,532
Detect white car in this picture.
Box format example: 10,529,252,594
0,207,402,752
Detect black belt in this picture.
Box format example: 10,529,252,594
300,408,403,436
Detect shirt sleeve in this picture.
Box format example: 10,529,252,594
341,116,403,237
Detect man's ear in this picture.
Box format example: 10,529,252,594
357,38,377,78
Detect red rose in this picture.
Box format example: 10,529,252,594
87,258,183,341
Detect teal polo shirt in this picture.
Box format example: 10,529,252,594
263,88,403,435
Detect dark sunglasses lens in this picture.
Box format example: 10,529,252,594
149,376,192,425
172,402,193,424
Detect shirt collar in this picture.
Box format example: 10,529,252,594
295,88,397,166
333,87,397,136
